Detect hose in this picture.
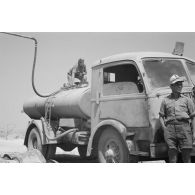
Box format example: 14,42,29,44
1,33,75,141
40,117,78,141
1,32,61,98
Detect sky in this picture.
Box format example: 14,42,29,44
1,32,195,132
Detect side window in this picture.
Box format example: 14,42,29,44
185,60,195,84
103,63,144,96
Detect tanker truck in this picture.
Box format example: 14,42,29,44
23,51,195,163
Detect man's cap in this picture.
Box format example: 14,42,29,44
170,74,184,85
78,58,84,63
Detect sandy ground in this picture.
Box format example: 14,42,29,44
0,138,79,156
0,138,27,154
0,138,164,162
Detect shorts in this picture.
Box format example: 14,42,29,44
164,123,193,150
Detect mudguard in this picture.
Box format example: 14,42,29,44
24,120,46,146
87,119,127,156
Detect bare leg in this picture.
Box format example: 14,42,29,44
67,75,72,86
181,149,192,163
168,148,178,163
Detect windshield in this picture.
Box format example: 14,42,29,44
185,60,195,84
142,58,190,89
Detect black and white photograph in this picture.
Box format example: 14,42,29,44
0,0,195,195
1,32,195,163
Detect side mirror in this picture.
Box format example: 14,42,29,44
172,42,184,56
192,86,195,96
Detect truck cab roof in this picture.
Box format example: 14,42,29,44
92,52,195,68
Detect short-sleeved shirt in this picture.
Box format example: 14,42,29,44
68,64,87,76
159,93,195,124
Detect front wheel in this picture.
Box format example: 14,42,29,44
97,128,130,163
27,128,56,160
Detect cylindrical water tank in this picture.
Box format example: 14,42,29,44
23,87,91,120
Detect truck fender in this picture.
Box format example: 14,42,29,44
24,120,46,146
87,119,127,156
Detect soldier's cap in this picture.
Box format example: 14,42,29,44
170,74,185,85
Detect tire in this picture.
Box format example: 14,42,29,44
27,128,56,160
43,145,56,160
78,145,87,159
97,128,130,163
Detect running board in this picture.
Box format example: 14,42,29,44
129,151,149,157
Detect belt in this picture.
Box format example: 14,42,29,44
166,119,189,125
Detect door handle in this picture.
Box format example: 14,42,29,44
96,91,100,104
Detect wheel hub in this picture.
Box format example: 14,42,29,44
105,141,120,163
32,138,38,149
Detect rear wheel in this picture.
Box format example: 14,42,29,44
27,128,56,160
43,145,56,160
78,145,87,159
97,128,130,163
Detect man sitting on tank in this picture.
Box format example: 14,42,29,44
67,58,87,86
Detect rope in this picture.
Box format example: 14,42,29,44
44,95,55,125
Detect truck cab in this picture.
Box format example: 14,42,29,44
88,52,195,162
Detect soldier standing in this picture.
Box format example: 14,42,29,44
159,74,195,163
